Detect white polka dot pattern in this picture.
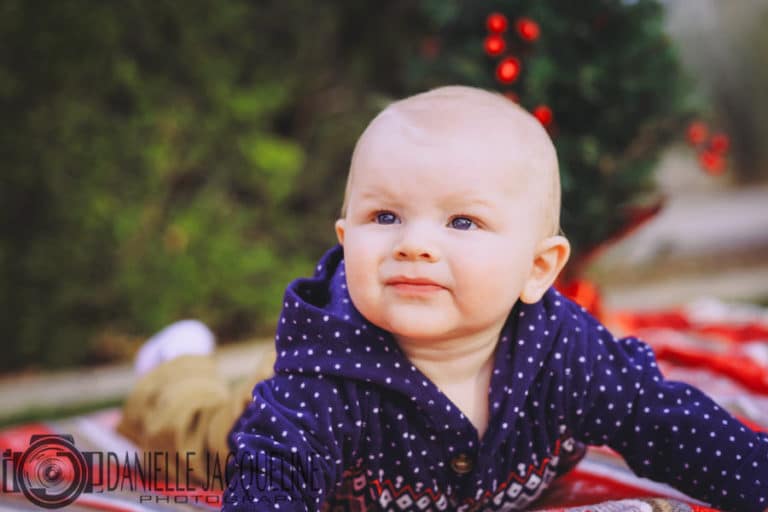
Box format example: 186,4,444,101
222,245,768,511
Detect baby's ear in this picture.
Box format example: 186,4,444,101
520,235,570,304
334,218,346,246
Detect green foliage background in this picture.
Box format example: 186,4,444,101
0,0,687,372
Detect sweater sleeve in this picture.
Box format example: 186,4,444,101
559,314,768,511
222,374,366,512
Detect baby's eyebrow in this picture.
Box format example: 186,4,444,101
356,187,400,202
442,195,497,211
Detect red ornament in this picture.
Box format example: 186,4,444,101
487,13,508,33
686,121,708,146
503,91,519,103
420,37,441,60
699,151,725,175
516,17,540,42
495,57,521,84
533,105,553,126
592,13,609,31
557,278,602,319
710,133,730,154
483,34,506,56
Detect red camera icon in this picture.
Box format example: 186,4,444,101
14,434,89,509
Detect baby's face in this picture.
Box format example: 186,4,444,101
335,88,562,344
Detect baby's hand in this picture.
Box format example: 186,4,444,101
133,319,215,375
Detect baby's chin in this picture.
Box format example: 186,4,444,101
370,309,459,344
349,292,468,343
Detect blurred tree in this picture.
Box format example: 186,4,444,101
0,0,687,372
0,0,426,371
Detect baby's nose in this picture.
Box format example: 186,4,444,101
392,223,440,262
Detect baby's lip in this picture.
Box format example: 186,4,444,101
385,276,446,288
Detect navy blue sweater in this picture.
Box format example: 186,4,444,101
223,245,768,511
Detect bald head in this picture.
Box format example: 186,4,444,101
341,86,561,236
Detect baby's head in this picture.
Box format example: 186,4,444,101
335,86,570,344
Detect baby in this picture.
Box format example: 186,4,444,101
127,86,768,511
223,86,768,511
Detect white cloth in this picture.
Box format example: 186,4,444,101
134,319,215,375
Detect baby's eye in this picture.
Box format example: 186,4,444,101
374,211,400,225
449,216,477,230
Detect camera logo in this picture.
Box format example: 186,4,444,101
9,434,88,509
4,434,312,508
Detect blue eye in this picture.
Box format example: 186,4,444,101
375,211,399,225
449,216,476,230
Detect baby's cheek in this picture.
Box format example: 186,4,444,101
344,264,368,303
344,263,381,320
455,260,524,312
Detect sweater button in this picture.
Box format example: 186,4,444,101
450,453,473,474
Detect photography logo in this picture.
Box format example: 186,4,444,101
4,434,88,509
4,433,321,508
